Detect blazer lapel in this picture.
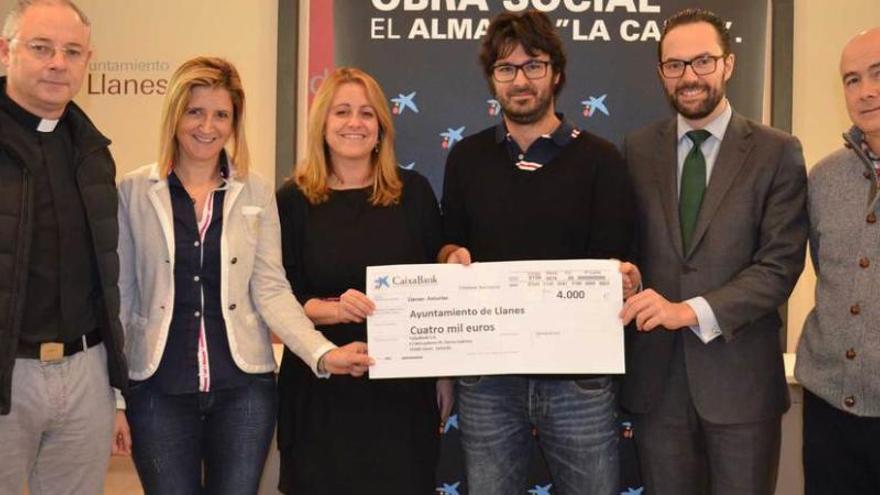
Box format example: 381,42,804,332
654,119,686,260
146,163,176,262
223,179,245,220
686,114,754,257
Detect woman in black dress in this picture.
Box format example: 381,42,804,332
275,67,453,494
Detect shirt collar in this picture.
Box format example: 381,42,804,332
676,99,733,143
548,118,579,146
0,77,67,133
860,135,880,162
168,151,232,188
494,113,577,146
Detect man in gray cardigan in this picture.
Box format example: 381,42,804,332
795,26,880,493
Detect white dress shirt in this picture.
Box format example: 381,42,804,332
676,100,733,344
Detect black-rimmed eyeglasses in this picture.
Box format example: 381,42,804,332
659,54,726,78
492,60,550,83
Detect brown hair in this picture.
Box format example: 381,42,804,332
659,9,732,61
479,10,567,97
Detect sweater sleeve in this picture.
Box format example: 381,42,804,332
250,184,335,375
586,139,636,261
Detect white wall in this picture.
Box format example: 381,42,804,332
788,0,880,351
0,0,279,182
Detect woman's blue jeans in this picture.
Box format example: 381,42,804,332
125,376,276,495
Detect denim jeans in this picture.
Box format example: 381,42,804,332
457,375,618,495
125,375,276,495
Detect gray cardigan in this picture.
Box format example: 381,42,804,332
118,163,335,384
796,127,880,416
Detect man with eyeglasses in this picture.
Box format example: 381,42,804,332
795,27,880,494
439,10,635,495
619,8,807,495
0,1,127,493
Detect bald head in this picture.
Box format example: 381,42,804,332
839,27,880,140
841,28,880,75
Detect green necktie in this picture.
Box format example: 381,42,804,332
679,129,712,252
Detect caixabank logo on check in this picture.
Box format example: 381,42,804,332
373,274,439,290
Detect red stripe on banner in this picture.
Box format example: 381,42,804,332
308,0,334,106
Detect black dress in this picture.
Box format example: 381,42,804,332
276,169,442,495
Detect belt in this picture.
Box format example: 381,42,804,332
16,329,103,362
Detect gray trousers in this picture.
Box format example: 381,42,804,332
0,343,116,495
634,335,782,495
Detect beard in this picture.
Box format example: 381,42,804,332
497,85,554,125
666,80,725,120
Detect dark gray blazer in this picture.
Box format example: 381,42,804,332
619,113,808,424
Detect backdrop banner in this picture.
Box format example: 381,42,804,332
307,1,770,493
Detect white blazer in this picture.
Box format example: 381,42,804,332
117,163,334,382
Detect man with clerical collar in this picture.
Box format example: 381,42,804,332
620,8,807,495
795,26,880,493
438,10,637,495
0,1,127,493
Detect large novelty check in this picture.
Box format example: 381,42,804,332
366,259,624,379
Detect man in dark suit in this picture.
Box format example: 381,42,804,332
619,9,807,495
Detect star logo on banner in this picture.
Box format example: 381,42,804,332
487,98,501,116
621,420,634,439
442,414,459,434
529,484,553,495
581,94,609,117
435,481,461,495
391,91,419,115
440,127,465,150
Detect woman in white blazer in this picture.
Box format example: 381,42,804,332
110,57,372,495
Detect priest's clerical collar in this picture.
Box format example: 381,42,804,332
37,118,60,132
0,80,67,133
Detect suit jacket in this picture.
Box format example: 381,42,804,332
619,113,807,424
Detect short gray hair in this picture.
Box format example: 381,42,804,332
2,0,90,40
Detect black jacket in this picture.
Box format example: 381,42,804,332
0,78,128,415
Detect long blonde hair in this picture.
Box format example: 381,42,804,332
295,67,401,206
158,57,250,178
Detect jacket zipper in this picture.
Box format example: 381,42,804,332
7,171,29,343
